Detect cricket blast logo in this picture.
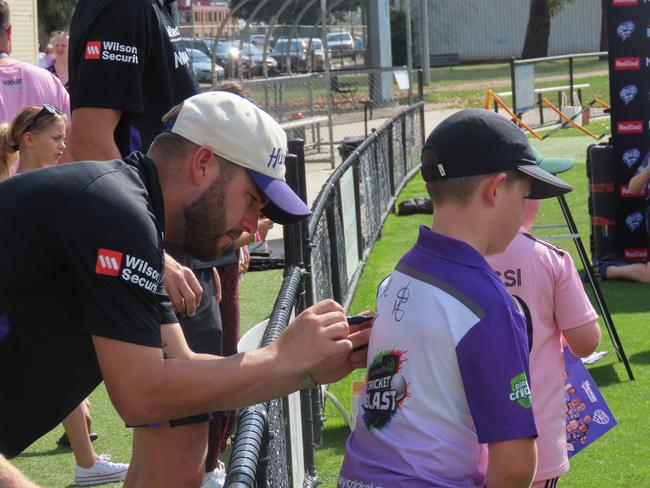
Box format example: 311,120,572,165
509,372,532,409
362,349,409,431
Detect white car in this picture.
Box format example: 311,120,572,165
327,31,354,58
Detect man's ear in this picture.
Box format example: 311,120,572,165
482,172,508,206
189,146,218,185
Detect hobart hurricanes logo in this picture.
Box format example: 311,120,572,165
362,349,409,431
509,372,532,409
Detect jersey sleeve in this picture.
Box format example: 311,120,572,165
455,307,538,444
55,195,168,347
69,0,151,114
553,252,598,331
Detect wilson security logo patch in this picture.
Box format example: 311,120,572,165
95,248,160,292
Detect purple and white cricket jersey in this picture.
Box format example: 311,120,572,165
339,226,537,488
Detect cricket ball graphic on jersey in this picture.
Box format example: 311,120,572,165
362,349,409,431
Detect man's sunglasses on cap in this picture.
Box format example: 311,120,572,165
23,104,63,134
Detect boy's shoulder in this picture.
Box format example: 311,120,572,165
521,231,566,257
396,245,517,320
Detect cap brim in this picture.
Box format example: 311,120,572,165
247,169,311,225
517,164,573,199
531,147,575,175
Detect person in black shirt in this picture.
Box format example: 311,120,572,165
0,91,371,462
68,0,197,158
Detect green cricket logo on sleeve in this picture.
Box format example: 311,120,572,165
509,372,532,408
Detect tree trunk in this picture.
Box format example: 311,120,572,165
600,0,608,52
521,0,551,59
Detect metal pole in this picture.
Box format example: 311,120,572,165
557,195,634,381
510,57,517,117
569,56,574,98
322,0,336,169
419,0,430,85
405,0,413,104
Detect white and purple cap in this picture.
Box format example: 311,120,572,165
170,91,311,224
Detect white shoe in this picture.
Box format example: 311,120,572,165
201,461,226,488
75,454,129,486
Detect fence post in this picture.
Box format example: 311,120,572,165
569,56,574,98
283,153,303,270
352,155,364,262
417,69,424,102
510,57,517,116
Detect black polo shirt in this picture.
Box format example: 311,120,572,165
69,0,198,155
0,152,176,458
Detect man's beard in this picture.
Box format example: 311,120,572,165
182,177,235,261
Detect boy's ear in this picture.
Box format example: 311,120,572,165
482,172,508,206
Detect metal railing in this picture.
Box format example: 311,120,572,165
224,101,425,487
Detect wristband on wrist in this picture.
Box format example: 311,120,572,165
299,371,318,389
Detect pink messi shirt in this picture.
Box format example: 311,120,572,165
0,59,70,123
487,229,598,482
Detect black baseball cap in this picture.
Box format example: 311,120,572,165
421,109,572,199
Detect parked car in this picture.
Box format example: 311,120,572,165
181,37,210,56
327,31,354,58
239,42,278,76
212,41,241,78
301,38,325,72
249,34,273,48
353,36,365,52
271,38,311,73
185,47,225,82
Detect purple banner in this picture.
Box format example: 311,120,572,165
564,347,617,458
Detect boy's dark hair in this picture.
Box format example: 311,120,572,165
426,170,530,206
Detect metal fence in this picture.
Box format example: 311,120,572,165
224,101,425,487
502,52,609,129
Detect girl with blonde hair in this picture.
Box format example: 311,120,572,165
0,104,66,180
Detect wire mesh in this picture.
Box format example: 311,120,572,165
310,216,334,303
358,148,382,249
266,398,291,487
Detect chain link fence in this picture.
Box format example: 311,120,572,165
225,101,424,487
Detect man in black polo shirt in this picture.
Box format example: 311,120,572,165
0,91,371,461
68,0,197,158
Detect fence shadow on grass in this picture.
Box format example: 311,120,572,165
587,362,621,388
629,350,650,365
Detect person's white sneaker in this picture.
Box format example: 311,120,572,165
75,453,129,486
201,460,226,488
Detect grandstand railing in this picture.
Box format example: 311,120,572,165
224,101,425,487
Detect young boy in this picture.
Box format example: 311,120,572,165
487,170,601,488
338,109,572,488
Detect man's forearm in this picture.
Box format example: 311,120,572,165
114,345,303,424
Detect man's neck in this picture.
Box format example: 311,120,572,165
0,47,10,64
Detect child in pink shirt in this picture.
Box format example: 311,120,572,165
487,181,601,487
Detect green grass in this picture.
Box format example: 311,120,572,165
316,135,650,487
425,58,609,109
11,268,283,487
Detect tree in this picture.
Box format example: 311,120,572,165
37,0,77,47
600,0,608,52
520,0,576,59
390,8,406,67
